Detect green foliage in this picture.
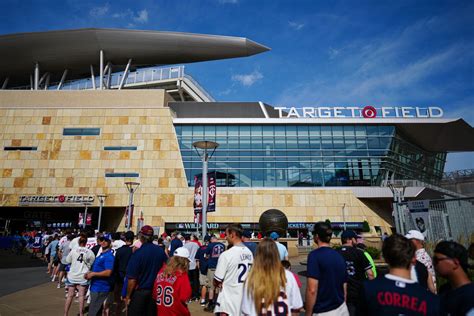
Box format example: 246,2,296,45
332,244,342,251
366,246,381,260
362,220,371,233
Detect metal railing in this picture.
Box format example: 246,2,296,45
51,65,185,90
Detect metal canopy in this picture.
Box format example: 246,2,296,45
0,28,270,86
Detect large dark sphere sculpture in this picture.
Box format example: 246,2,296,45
258,209,288,237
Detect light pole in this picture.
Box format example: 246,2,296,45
82,202,91,229
193,140,219,239
97,194,107,232
125,182,140,230
388,182,406,235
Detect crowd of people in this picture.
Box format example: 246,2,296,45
6,222,474,316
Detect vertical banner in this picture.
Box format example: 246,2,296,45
124,204,135,228
194,213,202,224
407,200,430,238
86,213,92,226
207,174,216,212
78,213,84,226
193,176,203,214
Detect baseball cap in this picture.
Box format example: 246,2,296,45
434,241,469,271
242,230,252,238
174,247,191,261
139,225,154,237
405,230,425,241
99,235,111,243
341,230,360,239
269,232,279,240
177,234,183,239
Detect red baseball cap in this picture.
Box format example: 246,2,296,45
140,225,154,237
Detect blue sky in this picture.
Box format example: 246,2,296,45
0,0,472,171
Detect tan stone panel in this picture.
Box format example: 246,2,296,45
23,169,34,178
2,169,12,177
13,177,25,188
158,178,169,188
65,177,74,187
157,194,175,207
11,139,21,146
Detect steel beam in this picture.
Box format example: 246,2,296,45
57,69,68,90
1,77,8,89
118,59,132,90
90,65,96,90
34,63,39,90
99,50,104,90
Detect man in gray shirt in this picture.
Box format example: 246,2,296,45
183,234,200,300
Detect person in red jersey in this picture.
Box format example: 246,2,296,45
152,247,192,316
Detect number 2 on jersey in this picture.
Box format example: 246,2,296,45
237,263,252,283
156,285,174,307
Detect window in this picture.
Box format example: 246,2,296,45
104,146,138,151
63,128,100,136
105,172,139,178
4,146,37,151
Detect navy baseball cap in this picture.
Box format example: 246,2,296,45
242,230,252,238
341,230,360,239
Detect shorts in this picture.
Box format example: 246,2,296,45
313,302,349,316
207,269,217,291
65,278,89,287
58,263,68,272
89,292,113,316
200,273,209,287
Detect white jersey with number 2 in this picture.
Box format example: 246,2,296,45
241,270,303,316
214,243,253,316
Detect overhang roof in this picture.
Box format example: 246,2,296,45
169,102,474,153
0,28,270,85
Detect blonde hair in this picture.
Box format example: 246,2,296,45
162,256,189,277
246,238,286,313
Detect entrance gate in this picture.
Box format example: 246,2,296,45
396,197,474,244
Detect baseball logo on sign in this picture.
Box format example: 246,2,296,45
362,106,377,118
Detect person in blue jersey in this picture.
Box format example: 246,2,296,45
125,225,167,316
434,241,474,316
359,234,440,316
85,236,114,316
203,234,225,312
196,239,209,306
167,232,183,257
270,232,289,261
305,222,349,316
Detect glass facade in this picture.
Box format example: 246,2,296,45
175,125,446,187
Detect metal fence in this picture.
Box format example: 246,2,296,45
398,197,474,245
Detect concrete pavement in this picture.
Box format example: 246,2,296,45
0,250,309,316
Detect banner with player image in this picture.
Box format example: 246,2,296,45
408,200,430,238
193,176,203,214
193,173,217,213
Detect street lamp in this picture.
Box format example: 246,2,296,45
125,182,140,230
97,194,107,232
193,140,219,239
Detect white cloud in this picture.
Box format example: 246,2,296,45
111,9,148,25
274,16,471,107
328,47,340,59
90,3,110,17
232,71,263,87
133,9,148,23
288,21,305,31
219,0,238,3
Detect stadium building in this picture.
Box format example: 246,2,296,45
1,29,473,236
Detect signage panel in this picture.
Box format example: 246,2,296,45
19,195,95,205
274,106,444,119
